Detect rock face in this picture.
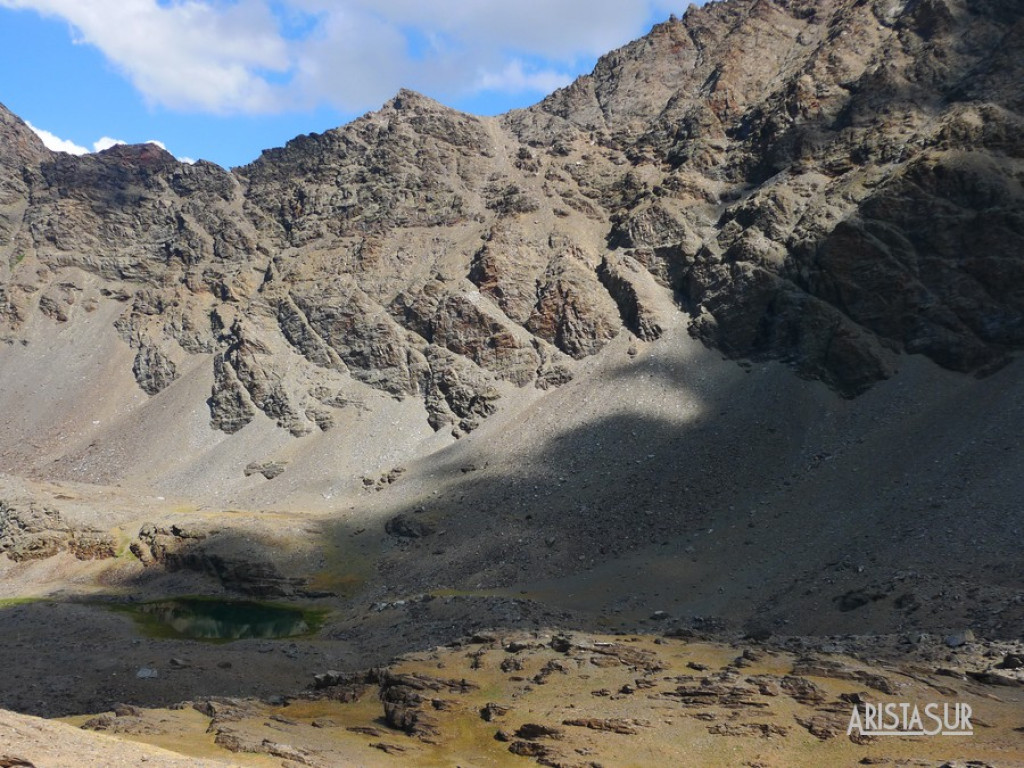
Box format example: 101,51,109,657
519,0,1024,394
0,500,115,561
130,524,307,597
375,671,478,742
1,0,1022,447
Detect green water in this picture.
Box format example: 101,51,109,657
112,598,322,642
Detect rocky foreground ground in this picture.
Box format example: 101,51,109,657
3,629,1024,768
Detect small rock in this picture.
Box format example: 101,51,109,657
549,634,573,653
996,653,1024,670
966,671,1023,687
385,513,435,538
370,742,407,754
136,668,158,679
945,630,975,648
744,626,772,642
346,726,383,737
480,702,510,722
243,460,288,480
514,723,563,740
504,640,541,653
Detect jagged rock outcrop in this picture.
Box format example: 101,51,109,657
468,229,621,359
522,0,1024,393
598,252,667,341
1,0,1022,438
131,524,307,597
131,342,179,395
377,671,478,742
243,460,287,480
392,282,541,386
0,500,115,561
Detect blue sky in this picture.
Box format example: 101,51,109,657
0,1,682,169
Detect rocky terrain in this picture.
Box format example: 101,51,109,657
3,0,1023,449
6,629,1024,768
1,0,1023,764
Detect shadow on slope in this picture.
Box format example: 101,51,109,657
3,343,1023,720
353,343,1024,641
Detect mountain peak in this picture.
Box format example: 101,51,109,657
0,100,50,168
94,141,178,166
384,87,453,114
0,0,1022,432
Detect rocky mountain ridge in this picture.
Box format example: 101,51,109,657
1,0,1021,450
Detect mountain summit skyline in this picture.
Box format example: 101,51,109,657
0,0,679,168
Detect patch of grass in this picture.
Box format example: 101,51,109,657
306,532,377,599
0,596,44,608
109,527,137,559
306,570,365,598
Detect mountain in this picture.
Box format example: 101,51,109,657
1,0,1024,757
1,1,1021,452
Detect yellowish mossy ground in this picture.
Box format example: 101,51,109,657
59,632,1024,768
0,596,44,608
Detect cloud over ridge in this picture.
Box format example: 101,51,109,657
0,0,677,114
27,120,191,162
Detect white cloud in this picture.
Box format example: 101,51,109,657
283,0,683,110
25,122,192,161
92,136,126,152
0,1,683,115
0,0,289,113
474,60,574,96
310,0,679,62
26,120,88,154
